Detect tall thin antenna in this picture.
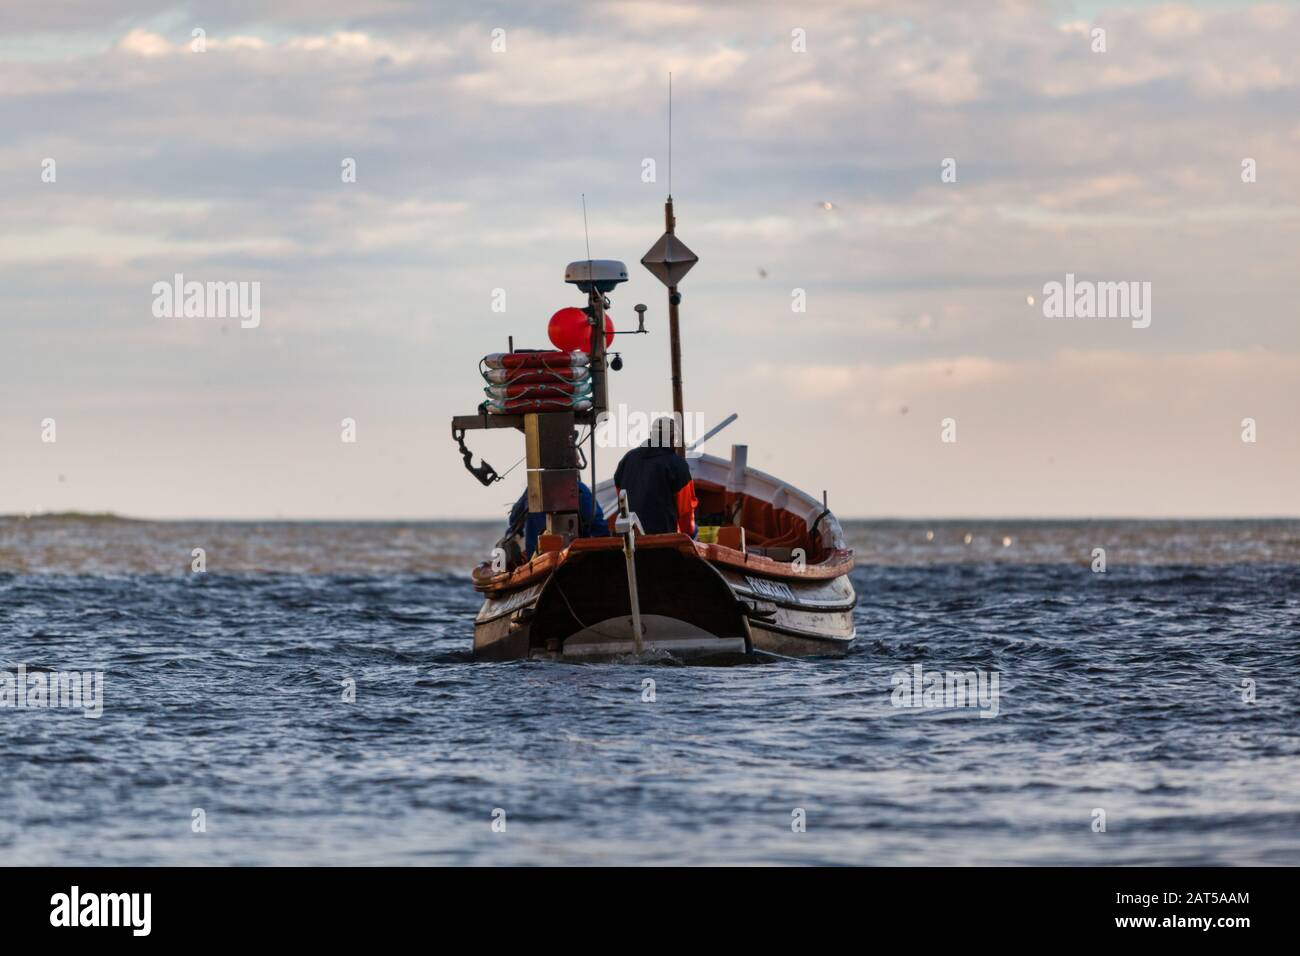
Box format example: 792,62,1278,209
581,193,592,264
667,72,673,196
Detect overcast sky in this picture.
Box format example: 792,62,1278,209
2,0,1296,519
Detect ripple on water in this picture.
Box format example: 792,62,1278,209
0,522,1298,863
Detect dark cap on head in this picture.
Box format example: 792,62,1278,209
650,415,678,449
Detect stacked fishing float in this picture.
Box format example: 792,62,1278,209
480,351,593,414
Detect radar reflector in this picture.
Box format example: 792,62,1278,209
640,232,698,288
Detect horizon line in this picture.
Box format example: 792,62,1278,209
5,512,1299,524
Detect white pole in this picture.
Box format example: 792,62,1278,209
616,490,644,654
685,412,738,453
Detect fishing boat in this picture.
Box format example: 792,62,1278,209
451,195,856,662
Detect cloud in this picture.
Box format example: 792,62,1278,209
729,347,1299,517
117,28,171,56
766,348,1300,408
1,1,1298,517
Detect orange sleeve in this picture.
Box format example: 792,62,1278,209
676,479,698,536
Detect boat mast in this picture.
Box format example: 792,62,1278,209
664,198,685,455
640,75,698,456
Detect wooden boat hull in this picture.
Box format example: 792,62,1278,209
717,567,856,659
473,539,855,662
471,452,857,663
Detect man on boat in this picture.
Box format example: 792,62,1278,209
506,480,609,559
613,416,698,536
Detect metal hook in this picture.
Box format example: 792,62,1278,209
453,428,502,486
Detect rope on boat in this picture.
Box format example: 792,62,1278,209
553,581,638,642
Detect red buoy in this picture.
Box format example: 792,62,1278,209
548,307,614,352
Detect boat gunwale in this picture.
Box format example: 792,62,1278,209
725,584,857,613
473,533,854,594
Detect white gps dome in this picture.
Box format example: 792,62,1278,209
564,259,629,293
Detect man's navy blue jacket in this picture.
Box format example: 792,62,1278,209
613,444,694,535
